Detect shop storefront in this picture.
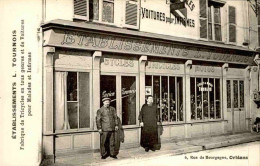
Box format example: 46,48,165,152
42,20,257,158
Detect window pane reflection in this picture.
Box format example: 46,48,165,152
122,76,136,125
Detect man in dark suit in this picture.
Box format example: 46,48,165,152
96,97,118,159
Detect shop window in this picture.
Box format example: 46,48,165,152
54,72,90,131
100,75,137,126
199,0,223,41
146,75,183,122
190,77,221,120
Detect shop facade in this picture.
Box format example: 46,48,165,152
42,20,257,159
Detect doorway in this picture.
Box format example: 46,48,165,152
227,79,246,133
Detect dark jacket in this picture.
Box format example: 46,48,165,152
96,106,118,131
114,117,124,155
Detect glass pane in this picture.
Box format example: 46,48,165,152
203,78,209,120
122,76,137,125
233,80,238,108
239,80,244,108
79,72,90,128
227,80,231,108
161,76,168,122
89,0,99,20
215,79,221,118
215,24,222,41
208,6,212,22
214,7,221,24
169,77,176,122
208,23,212,40
102,1,114,23
177,77,183,121
100,75,116,109
67,72,77,101
196,78,202,120
153,76,161,120
209,78,215,119
145,75,152,86
190,77,196,120
68,102,78,129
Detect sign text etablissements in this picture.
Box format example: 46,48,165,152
46,29,254,65
11,19,32,150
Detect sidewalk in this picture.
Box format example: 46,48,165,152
41,132,260,166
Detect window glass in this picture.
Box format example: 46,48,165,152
122,76,136,125
215,24,222,41
89,0,99,20
170,77,176,121
191,77,221,120
68,102,78,129
196,78,202,120
100,75,116,109
215,79,221,118
177,77,183,121
214,7,221,24
209,78,215,119
102,0,114,23
239,80,244,108
79,72,90,128
190,77,196,120
161,76,168,122
203,78,209,119
67,72,77,101
233,80,238,108
153,76,161,120
227,80,231,108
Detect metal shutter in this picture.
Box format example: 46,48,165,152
199,0,208,39
124,0,139,29
74,0,88,20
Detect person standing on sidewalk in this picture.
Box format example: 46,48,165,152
96,97,118,159
139,95,161,152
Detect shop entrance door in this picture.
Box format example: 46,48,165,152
227,79,246,133
100,74,138,126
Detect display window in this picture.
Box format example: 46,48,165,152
190,77,221,120
145,75,184,122
54,71,91,131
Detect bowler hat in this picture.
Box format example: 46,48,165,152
102,97,111,102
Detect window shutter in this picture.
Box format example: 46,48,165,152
228,6,236,43
124,0,139,29
199,0,208,39
74,0,89,20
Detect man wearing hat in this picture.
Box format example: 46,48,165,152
96,97,119,159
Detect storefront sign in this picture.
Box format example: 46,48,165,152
141,7,195,27
146,61,181,70
102,89,136,98
45,29,255,65
195,66,214,73
103,58,134,67
197,82,213,92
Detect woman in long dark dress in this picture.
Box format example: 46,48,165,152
139,95,160,152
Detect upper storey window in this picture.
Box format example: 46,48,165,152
74,0,114,23
199,0,224,41
74,0,139,29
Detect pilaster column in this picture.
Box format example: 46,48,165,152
139,56,147,109
42,46,55,160
222,63,228,133
184,60,192,138
92,51,102,149
245,66,251,131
